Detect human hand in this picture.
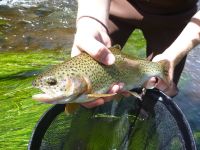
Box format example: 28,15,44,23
72,17,119,108
148,53,178,97
72,17,115,65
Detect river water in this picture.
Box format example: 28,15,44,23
0,0,200,149
175,46,200,132
0,0,77,51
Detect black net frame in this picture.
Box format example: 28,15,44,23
28,89,197,150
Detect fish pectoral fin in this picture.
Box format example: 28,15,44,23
65,103,80,114
87,93,117,98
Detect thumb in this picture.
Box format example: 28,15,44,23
71,44,82,57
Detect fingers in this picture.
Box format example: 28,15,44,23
85,40,115,65
100,31,112,48
144,77,158,89
71,44,82,57
163,82,179,97
71,22,114,65
152,78,178,97
152,54,174,82
147,77,169,92
81,98,105,108
103,84,122,102
73,39,115,65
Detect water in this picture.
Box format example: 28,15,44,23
0,0,200,149
0,0,77,51
175,47,200,133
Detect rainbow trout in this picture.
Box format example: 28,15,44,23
32,45,169,104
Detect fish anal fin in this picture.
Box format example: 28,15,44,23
65,103,80,114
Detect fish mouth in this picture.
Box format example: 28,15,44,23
32,93,69,104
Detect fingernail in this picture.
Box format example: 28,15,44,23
106,53,115,65
112,84,120,92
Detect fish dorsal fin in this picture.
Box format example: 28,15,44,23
109,44,121,52
112,44,121,50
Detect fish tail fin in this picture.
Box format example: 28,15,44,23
158,60,170,86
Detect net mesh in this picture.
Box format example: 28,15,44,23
29,89,196,150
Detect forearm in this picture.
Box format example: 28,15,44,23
77,0,111,26
163,11,200,66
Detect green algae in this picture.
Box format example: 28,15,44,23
0,50,69,149
194,132,200,148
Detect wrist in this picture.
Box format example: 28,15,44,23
162,50,176,62
162,48,186,66
77,0,110,26
77,16,109,34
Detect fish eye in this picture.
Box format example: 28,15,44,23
46,77,57,86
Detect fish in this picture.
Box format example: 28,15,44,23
32,45,169,106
